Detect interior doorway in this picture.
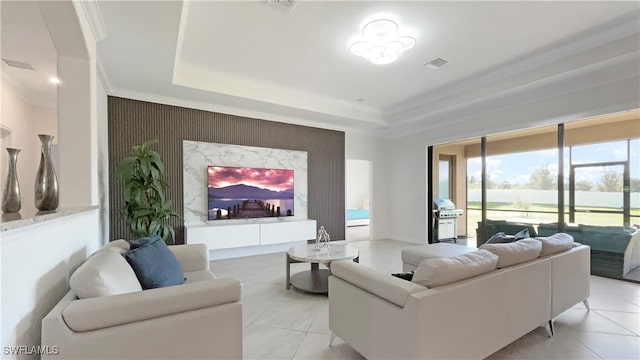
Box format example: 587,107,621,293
345,159,371,241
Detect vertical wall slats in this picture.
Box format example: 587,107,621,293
108,97,345,244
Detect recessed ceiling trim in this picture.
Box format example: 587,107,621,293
389,40,640,128
384,16,640,119
172,66,386,125
173,1,385,126
383,72,640,140
173,0,190,81
384,18,640,124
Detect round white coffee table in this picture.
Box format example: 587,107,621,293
286,244,359,294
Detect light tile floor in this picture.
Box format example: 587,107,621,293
210,240,640,360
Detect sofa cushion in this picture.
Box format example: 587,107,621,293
412,249,498,288
123,235,185,290
70,248,142,299
534,233,574,256
480,239,542,268
401,243,476,266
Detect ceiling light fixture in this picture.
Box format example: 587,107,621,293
349,18,416,65
49,77,60,85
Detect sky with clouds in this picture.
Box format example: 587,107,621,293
208,166,294,191
466,139,639,186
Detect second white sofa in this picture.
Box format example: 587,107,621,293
329,241,590,359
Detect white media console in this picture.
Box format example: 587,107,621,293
185,219,317,251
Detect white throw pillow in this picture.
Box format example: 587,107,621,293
69,249,142,299
534,233,574,256
106,239,130,252
412,249,498,288
480,239,542,268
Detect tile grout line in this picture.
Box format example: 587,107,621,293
572,334,606,360
594,310,640,337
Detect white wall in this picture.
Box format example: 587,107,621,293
1,210,101,360
0,81,57,213
345,159,370,209
389,133,428,243
345,132,391,240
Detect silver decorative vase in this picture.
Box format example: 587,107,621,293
2,148,21,213
315,226,330,250
34,134,59,211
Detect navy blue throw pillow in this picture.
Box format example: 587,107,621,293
123,235,184,290
486,232,516,244
129,235,157,250
514,228,530,240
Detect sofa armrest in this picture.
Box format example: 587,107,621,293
62,277,241,332
330,260,425,307
169,244,209,272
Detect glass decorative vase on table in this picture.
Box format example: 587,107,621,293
315,226,330,251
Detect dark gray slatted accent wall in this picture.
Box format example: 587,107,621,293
108,97,345,244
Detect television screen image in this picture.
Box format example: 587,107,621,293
208,166,294,220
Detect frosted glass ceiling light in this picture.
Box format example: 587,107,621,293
349,17,416,65
362,19,398,39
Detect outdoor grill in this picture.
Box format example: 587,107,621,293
433,198,464,243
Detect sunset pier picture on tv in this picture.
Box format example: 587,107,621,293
208,166,294,220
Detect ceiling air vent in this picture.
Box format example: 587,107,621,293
262,0,297,12
2,58,35,70
424,58,449,69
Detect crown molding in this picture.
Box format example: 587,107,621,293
106,86,358,133
96,56,112,93
80,0,108,42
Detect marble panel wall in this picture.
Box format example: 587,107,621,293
183,141,308,225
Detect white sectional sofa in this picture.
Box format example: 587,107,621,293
328,240,590,359
41,241,243,359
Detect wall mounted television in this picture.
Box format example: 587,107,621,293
208,166,294,220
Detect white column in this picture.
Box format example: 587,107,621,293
57,55,98,207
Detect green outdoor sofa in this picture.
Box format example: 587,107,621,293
538,223,640,279
477,220,640,279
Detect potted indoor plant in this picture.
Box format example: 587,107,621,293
116,139,178,244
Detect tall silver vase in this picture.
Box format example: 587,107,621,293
34,134,59,211
2,148,21,213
